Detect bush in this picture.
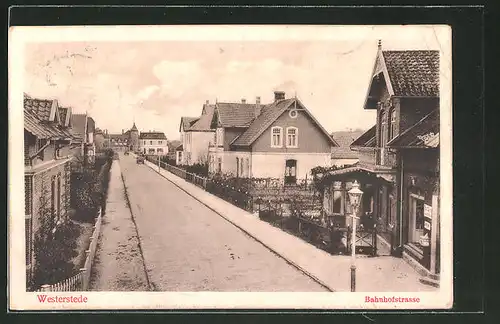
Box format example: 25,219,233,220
30,218,79,290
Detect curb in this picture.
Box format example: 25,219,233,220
143,159,336,292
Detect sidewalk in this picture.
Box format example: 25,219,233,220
144,159,437,292
89,160,150,291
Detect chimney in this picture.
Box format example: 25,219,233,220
206,100,209,105
241,98,246,104
122,129,124,134
274,91,285,102
254,96,262,118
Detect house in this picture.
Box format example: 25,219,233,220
103,123,139,152
208,92,338,183
24,95,75,284
175,144,183,165
178,101,216,166
70,113,96,164
317,41,440,283
139,131,168,156
330,130,363,167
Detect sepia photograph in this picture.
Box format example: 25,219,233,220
9,24,452,310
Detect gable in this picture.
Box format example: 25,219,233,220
250,106,335,153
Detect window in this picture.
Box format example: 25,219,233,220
236,157,240,177
157,148,163,154
158,140,163,145
144,140,146,145
218,157,222,173
246,158,250,177
271,127,283,148
150,140,153,145
56,175,61,222
50,176,56,229
25,217,32,266
25,175,32,216
216,128,223,146
380,112,387,146
240,158,244,177
149,148,155,154
286,127,298,148
389,109,397,140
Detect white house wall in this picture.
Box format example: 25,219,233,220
251,152,331,179
190,131,214,164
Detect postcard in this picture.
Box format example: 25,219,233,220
8,24,452,310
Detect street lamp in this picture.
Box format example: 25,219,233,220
348,180,363,292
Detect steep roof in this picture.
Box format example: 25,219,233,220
70,114,87,141
188,104,216,132
175,144,183,151
215,102,260,128
330,131,363,159
351,125,377,148
180,117,199,132
131,122,138,131
387,109,439,148
87,117,95,133
139,132,167,140
231,98,339,147
382,50,439,97
24,97,59,123
24,108,70,140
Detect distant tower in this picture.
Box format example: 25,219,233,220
130,121,139,151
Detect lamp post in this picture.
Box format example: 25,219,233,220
348,180,363,292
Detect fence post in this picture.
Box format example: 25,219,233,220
41,284,51,292
79,268,87,290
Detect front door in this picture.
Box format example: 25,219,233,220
409,194,425,243
284,159,297,185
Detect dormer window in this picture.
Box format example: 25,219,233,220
271,126,283,148
286,127,298,148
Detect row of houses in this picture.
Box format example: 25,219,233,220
24,93,98,284
175,41,441,283
94,124,169,156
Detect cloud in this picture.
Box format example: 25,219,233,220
135,85,160,102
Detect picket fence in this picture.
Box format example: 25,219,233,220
35,208,102,292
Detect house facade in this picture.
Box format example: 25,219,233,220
70,113,96,163
318,41,440,281
103,123,139,152
24,95,75,284
208,92,338,183
178,102,216,165
139,131,169,156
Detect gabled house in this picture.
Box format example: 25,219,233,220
139,131,168,156
208,91,338,183
70,113,96,164
24,95,74,284
316,41,440,283
178,101,216,166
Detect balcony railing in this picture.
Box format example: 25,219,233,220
357,148,397,170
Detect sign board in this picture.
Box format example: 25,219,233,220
424,204,432,219
424,221,431,230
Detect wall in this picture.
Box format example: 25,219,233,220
139,139,169,155
252,109,333,153
210,151,252,177
27,160,72,271
399,98,439,134
224,128,245,151
251,152,331,179
190,131,215,164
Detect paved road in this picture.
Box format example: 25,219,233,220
119,154,326,291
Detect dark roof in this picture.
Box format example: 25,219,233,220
180,117,199,131
175,144,183,151
387,109,439,148
231,98,339,147
24,108,70,140
131,122,138,131
382,50,439,97
215,102,260,128
70,114,87,140
24,98,57,122
351,125,377,148
139,132,167,140
188,104,216,132
331,147,359,159
107,133,129,140
87,117,95,133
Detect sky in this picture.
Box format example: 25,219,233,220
22,25,450,140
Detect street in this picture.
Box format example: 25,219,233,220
118,153,327,291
